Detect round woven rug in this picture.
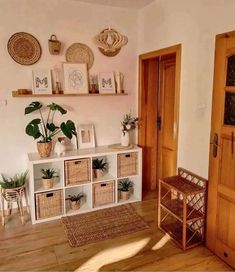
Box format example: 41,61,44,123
7,32,41,65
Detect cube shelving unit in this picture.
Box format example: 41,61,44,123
28,145,142,224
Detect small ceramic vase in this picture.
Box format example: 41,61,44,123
121,131,129,147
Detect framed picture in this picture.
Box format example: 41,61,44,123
63,63,88,93
78,124,95,149
98,72,115,94
32,69,52,94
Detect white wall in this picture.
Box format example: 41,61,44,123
139,0,235,178
0,0,138,175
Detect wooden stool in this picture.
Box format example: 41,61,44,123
0,186,29,226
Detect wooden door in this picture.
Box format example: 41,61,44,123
138,45,181,192
158,55,177,180
207,33,235,269
139,58,159,191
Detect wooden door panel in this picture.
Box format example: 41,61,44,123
207,34,235,268
220,137,235,190
158,58,176,179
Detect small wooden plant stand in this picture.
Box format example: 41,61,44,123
158,167,207,250
0,186,29,226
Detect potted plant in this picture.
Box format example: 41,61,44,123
92,158,108,178
66,193,84,210
118,178,133,200
25,101,78,158
41,168,58,189
120,112,138,146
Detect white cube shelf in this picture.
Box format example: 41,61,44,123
28,145,142,224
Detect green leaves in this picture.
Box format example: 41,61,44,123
25,118,42,139
61,120,77,139
47,103,67,115
0,171,28,189
46,123,59,132
25,101,42,114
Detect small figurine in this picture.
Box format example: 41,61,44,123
54,137,66,156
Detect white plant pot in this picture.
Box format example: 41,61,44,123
121,131,129,147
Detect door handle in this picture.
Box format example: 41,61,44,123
210,133,219,158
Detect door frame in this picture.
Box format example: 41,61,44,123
138,44,181,189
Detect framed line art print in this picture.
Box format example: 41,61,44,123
63,63,89,94
32,69,52,94
98,72,115,94
78,124,95,149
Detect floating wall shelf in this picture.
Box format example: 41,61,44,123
12,91,128,98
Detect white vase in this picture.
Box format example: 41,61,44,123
121,131,129,147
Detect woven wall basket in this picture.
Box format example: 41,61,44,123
7,32,41,65
65,43,94,69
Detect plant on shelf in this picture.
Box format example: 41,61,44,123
66,193,84,210
120,112,138,147
118,178,133,200
92,158,108,179
41,168,58,189
0,171,28,189
24,101,78,158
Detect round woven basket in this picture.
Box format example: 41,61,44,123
65,43,94,69
7,32,41,65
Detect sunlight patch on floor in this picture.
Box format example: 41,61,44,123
74,237,151,272
152,233,171,250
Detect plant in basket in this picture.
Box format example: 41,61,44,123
118,178,133,200
25,101,78,158
41,168,58,189
92,158,108,179
66,193,84,210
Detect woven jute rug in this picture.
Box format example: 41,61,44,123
61,204,149,247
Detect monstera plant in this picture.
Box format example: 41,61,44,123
25,101,77,158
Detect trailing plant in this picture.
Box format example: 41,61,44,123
66,193,84,203
41,168,58,179
92,158,107,171
0,171,28,189
118,178,133,192
24,101,78,147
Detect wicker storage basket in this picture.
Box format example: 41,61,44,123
64,158,91,186
117,152,138,177
35,190,64,220
93,180,115,208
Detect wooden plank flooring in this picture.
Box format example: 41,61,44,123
0,192,232,271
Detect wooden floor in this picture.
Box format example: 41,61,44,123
0,192,232,272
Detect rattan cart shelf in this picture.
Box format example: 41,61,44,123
158,168,207,250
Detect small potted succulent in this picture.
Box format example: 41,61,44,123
92,158,108,179
66,193,84,210
41,168,58,189
118,178,133,200
25,101,78,158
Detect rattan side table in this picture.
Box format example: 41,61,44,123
0,185,29,226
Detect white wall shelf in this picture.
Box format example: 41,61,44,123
28,144,142,224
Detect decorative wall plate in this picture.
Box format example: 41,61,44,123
65,43,94,69
7,32,41,65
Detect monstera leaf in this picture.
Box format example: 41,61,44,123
25,102,42,115
61,120,77,139
25,119,42,139
47,103,67,114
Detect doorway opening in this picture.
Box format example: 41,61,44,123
138,44,181,193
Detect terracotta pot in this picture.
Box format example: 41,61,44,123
70,200,80,210
42,178,53,189
94,169,105,179
37,142,52,158
120,190,130,200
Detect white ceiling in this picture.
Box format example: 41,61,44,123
75,0,155,9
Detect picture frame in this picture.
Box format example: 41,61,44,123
63,63,88,94
78,124,95,149
32,69,52,94
98,72,115,94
